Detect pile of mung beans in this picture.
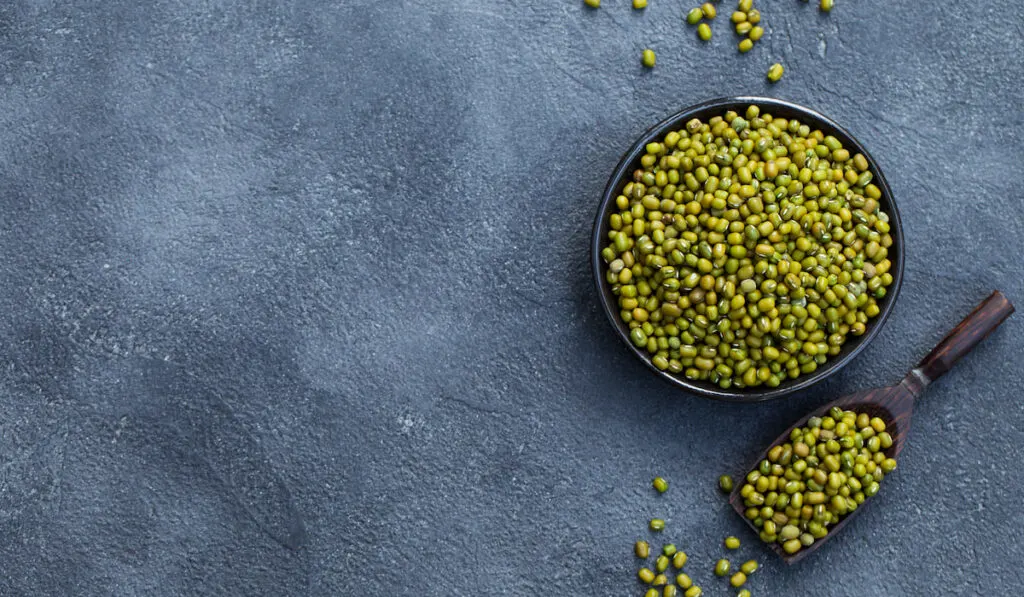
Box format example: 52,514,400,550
599,105,895,389
733,407,897,555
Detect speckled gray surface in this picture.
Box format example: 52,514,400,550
1,1,1022,595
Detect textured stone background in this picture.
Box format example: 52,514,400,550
1,1,1022,595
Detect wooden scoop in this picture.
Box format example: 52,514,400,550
729,291,1015,564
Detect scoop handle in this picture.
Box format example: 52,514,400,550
914,291,1014,385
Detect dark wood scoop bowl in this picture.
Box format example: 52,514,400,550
729,291,1015,564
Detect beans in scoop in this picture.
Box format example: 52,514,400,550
737,408,897,555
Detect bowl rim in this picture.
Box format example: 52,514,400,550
590,96,905,402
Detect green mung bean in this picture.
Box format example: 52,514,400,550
642,49,657,68
715,559,730,576
636,541,650,558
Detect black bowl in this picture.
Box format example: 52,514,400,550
591,97,905,402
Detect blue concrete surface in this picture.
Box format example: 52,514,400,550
1,1,1022,595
